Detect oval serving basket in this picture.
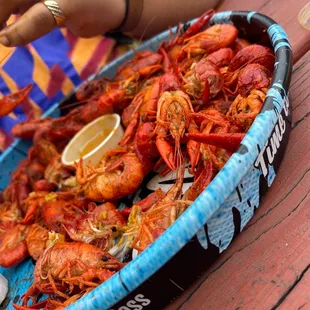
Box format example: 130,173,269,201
0,11,293,310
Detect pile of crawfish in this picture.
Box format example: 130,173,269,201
0,9,275,310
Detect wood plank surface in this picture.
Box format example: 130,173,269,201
167,32,310,310
217,0,310,63
278,268,310,310
180,189,310,310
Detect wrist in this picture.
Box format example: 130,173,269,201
109,0,144,33
110,0,127,31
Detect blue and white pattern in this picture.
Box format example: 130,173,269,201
247,11,257,23
0,11,292,310
210,11,233,24
267,86,287,114
206,166,261,251
267,164,276,187
267,24,292,51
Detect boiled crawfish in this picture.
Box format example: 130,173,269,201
224,44,275,92
25,224,51,261
183,159,214,201
131,166,190,253
14,242,125,309
52,202,126,251
183,57,223,104
76,152,144,201
0,202,21,234
227,88,268,130
0,224,29,268
0,84,33,117
178,24,238,61
98,51,163,114
155,90,200,171
187,109,245,169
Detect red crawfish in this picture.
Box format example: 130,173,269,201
236,63,272,97
133,122,160,175
155,90,200,171
178,24,238,61
131,166,190,253
98,51,163,114
224,44,274,90
187,109,245,169
76,152,144,201
183,159,215,201
0,201,21,234
62,202,126,251
0,224,29,268
160,9,215,62
227,88,268,130
0,84,33,117
228,44,275,73
120,57,182,148
75,79,106,101
205,47,235,72
13,242,125,309
183,57,224,104
231,37,251,53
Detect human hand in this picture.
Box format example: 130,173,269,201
0,0,126,47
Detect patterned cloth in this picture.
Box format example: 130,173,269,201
0,19,132,154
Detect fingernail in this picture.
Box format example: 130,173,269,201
0,36,11,47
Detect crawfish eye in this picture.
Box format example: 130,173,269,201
101,255,109,262
111,226,117,232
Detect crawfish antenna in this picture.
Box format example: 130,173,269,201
137,16,156,47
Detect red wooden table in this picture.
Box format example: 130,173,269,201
168,1,310,309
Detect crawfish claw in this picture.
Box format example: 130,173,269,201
0,84,33,117
187,140,201,171
155,137,176,171
187,132,246,153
